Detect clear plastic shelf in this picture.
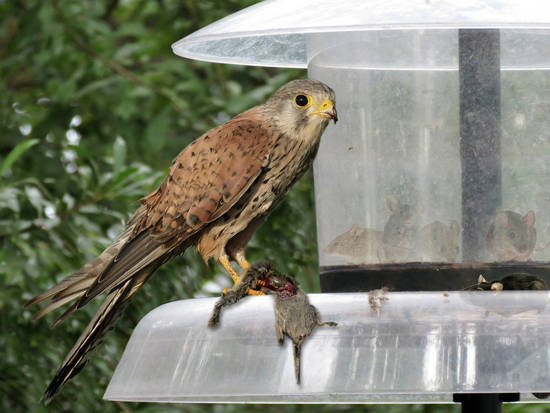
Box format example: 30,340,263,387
104,291,550,403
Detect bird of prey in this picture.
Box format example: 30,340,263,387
25,79,337,402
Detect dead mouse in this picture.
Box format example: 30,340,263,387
266,269,337,384
208,262,337,385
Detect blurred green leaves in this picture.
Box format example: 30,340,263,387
0,138,39,176
0,0,310,412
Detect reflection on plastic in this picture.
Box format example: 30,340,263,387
105,292,550,403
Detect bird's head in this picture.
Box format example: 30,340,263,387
265,79,337,137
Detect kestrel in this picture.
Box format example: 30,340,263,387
25,79,337,402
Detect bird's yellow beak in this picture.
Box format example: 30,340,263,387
308,99,338,123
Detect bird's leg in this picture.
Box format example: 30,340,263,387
219,255,240,283
219,254,263,296
234,251,264,295
234,251,251,272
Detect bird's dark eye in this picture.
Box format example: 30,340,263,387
294,94,310,107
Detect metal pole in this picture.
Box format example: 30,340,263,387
453,393,519,413
456,28,509,412
459,29,502,261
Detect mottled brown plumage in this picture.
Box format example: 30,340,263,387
25,79,337,402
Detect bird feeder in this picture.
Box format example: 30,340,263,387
105,0,550,409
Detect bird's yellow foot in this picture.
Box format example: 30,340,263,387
234,253,265,295
221,287,265,295
219,255,265,295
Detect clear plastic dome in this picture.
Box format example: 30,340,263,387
172,0,550,67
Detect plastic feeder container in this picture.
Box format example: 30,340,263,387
172,0,550,291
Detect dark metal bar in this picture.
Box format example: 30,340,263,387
459,29,502,261
455,29,507,413
319,262,550,292
453,393,519,413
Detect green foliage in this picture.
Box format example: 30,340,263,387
0,0,316,411
0,138,40,176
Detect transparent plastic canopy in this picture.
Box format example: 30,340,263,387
172,0,550,67
105,292,550,403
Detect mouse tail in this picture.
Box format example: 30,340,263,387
293,341,301,385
